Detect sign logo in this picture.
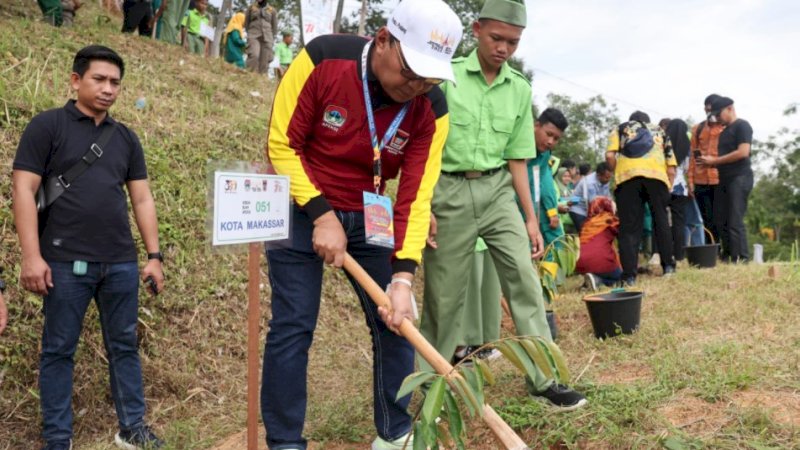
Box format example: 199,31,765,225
323,105,347,131
391,17,407,34
387,129,410,155
224,179,238,193
428,30,454,55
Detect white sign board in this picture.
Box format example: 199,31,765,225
300,0,336,44
213,172,291,245
199,22,215,41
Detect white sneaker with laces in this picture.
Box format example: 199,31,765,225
371,432,413,450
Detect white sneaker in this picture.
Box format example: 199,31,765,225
583,273,598,291
371,432,413,450
476,347,502,361
648,253,661,266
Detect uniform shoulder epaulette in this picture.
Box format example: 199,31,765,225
507,66,531,85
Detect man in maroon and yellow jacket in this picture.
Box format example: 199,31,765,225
261,0,463,448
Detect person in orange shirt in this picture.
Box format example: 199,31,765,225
688,94,725,243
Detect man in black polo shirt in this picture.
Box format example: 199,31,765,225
698,96,754,262
12,45,165,450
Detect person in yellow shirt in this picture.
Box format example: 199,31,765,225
606,111,677,285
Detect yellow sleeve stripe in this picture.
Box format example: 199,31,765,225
395,114,448,264
267,50,322,207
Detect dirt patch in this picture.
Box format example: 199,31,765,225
731,389,800,427
658,393,730,435
593,361,654,385
209,429,371,450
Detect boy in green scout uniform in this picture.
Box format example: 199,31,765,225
274,30,294,79
180,0,210,56
421,0,587,410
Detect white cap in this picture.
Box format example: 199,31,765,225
386,0,463,83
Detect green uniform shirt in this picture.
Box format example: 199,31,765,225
181,8,209,35
440,50,536,172
275,42,293,66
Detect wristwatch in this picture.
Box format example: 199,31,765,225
147,252,164,262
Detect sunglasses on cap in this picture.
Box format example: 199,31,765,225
394,43,444,86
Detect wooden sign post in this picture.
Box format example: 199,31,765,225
211,169,291,450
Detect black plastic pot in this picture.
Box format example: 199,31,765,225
685,243,720,268
582,291,643,339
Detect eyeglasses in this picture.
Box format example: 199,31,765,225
394,43,443,86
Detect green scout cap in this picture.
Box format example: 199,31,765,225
478,0,527,28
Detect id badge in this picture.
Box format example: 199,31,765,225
363,191,395,249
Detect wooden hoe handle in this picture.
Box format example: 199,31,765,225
343,253,530,450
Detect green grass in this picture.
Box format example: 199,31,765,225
2,2,800,449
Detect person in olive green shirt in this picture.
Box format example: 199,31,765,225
158,0,191,45
421,0,587,410
180,0,210,56
274,30,294,79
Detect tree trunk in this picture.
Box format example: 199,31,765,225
333,0,344,33
357,0,367,36
298,0,305,46
211,0,233,58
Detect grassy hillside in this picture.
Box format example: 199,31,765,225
2,2,800,450
1,2,278,448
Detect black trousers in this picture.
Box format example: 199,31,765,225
694,184,718,243
669,195,689,261
616,177,674,279
715,172,754,262
122,0,153,36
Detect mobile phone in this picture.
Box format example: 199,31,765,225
145,276,159,296
693,150,701,160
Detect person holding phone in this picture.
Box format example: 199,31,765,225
697,96,754,262
688,94,725,243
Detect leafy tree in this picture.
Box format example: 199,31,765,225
540,93,620,164
233,0,302,41
747,104,800,251
339,0,386,36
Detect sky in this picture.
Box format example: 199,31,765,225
213,0,799,142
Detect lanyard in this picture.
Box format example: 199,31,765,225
361,41,410,194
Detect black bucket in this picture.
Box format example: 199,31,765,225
685,243,720,268
583,290,643,339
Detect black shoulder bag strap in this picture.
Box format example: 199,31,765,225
40,122,117,209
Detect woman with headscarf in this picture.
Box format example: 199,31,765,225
576,196,622,290
224,12,247,68
665,119,693,261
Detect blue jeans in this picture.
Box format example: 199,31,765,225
595,268,622,286
262,206,414,450
684,198,706,246
40,261,146,442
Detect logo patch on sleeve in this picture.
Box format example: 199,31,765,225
387,129,410,155
322,105,347,131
